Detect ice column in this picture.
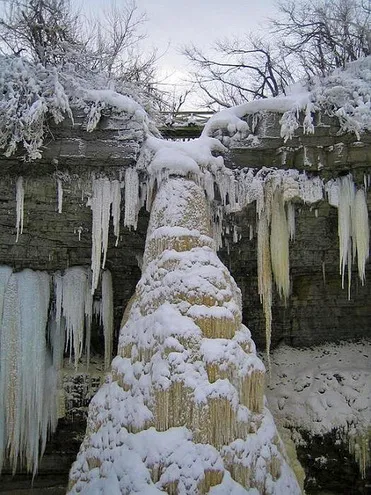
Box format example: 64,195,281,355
68,175,300,494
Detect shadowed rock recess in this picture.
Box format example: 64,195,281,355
0,105,371,493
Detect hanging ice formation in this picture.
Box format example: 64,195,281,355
68,167,301,493
91,178,114,294
56,266,93,368
204,167,369,357
53,266,114,369
101,269,114,370
123,167,140,229
0,266,58,477
0,264,115,476
15,177,24,242
327,174,369,299
90,173,139,294
57,178,63,213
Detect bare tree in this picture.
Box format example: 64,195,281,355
0,0,160,96
90,1,148,78
272,0,371,77
0,0,84,65
184,0,371,109
183,35,295,109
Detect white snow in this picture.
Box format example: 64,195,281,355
266,340,371,476
0,55,155,160
203,56,371,143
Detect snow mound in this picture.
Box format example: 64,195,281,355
266,340,371,477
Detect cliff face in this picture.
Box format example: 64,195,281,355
1,111,370,349
0,111,370,492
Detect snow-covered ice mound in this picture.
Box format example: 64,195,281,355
266,340,371,477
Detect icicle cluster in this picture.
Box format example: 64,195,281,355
255,176,296,363
53,266,114,369
90,177,122,294
55,267,93,368
68,176,301,494
0,266,57,476
0,264,114,477
327,175,369,298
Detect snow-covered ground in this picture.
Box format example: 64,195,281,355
265,340,371,476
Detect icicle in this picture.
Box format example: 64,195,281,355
233,225,239,244
53,272,63,359
0,266,13,472
84,270,93,369
111,180,121,247
124,167,140,229
203,170,215,202
90,178,112,294
49,273,65,418
139,180,147,210
287,202,296,241
0,273,21,473
101,179,112,269
91,178,104,294
57,178,63,214
257,210,273,366
102,270,114,370
338,176,355,297
212,206,224,250
15,177,24,243
270,190,290,301
348,430,371,480
17,269,50,475
93,299,102,322
62,267,89,368
353,189,369,284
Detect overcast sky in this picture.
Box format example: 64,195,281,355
88,0,277,96
0,0,278,107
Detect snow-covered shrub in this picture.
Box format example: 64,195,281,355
0,56,154,161
0,56,72,160
203,56,371,143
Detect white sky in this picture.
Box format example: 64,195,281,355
86,0,277,105
0,0,278,108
